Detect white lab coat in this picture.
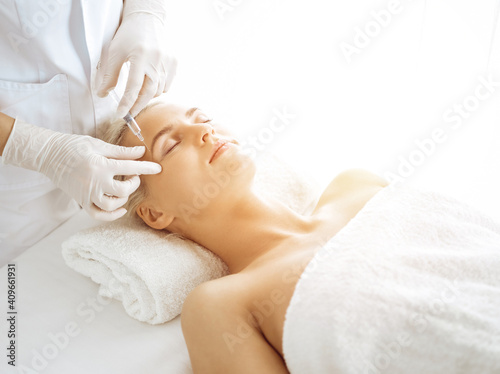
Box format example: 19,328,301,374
0,0,127,265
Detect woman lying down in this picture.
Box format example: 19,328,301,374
103,100,500,374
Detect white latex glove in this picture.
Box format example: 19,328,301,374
2,119,161,221
97,1,177,117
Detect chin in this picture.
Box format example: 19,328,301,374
227,150,256,181
204,152,256,198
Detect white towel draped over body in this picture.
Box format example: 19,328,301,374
283,184,500,374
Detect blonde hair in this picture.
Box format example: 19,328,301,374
100,102,161,218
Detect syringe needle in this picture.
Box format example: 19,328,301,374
108,90,150,152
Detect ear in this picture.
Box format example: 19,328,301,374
136,202,174,230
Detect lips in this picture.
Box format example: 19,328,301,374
209,140,229,164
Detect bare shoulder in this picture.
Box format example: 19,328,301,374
183,273,248,309
330,168,389,188
313,168,388,213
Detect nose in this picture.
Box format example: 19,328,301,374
200,124,215,144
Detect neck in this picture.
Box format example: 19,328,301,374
180,190,315,273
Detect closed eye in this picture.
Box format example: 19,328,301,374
159,116,212,160
162,141,180,159
196,112,212,123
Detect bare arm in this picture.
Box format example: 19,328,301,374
0,112,15,156
181,280,290,374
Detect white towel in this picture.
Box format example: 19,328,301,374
62,218,229,325
283,183,500,374
62,152,321,324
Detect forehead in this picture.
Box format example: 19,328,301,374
136,103,189,127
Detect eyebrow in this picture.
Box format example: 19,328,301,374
185,107,199,118
150,107,199,155
151,124,173,155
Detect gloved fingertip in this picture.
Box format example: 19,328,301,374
155,164,163,174
151,163,162,174
137,162,162,175
97,87,110,98
98,81,117,97
126,144,145,153
113,208,128,220
132,145,146,156
98,207,127,222
147,162,162,174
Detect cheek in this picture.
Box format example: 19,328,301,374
150,154,208,206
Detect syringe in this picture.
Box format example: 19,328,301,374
108,90,150,152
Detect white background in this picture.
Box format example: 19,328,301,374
166,0,500,220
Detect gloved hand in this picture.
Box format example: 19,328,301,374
97,0,177,117
2,119,161,221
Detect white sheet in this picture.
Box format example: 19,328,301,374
0,210,193,374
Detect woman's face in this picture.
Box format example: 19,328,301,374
121,102,255,231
